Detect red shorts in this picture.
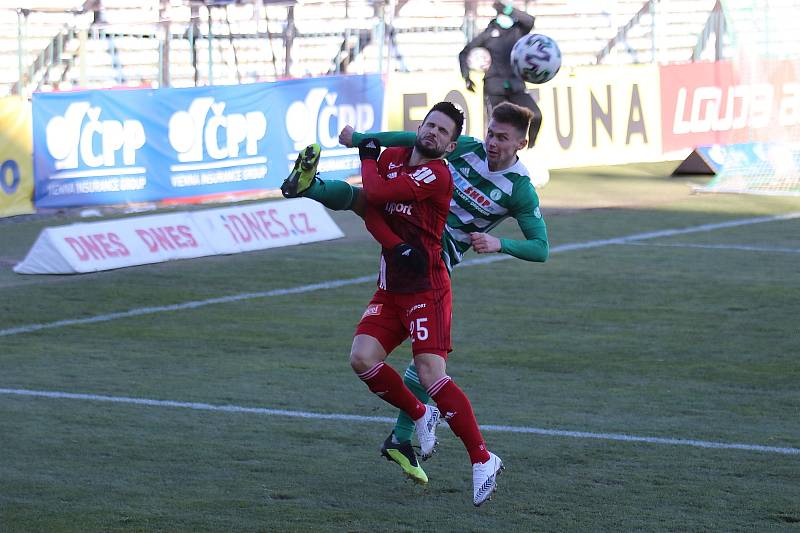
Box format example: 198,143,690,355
355,286,452,358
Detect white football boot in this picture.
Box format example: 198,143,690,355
472,452,504,506
414,405,440,460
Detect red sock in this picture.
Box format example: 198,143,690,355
428,376,490,464
358,362,426,420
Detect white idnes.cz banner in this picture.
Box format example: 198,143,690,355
14,198,344,274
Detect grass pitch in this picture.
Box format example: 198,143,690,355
1,163,798,532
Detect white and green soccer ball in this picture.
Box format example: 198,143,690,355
510,33,562,84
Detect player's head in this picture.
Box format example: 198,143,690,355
414,101,464,159
485,102,533,171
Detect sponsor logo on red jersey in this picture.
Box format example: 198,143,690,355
385,202,413,216
407,303,427,315
362,303,382,318
410,167,436,185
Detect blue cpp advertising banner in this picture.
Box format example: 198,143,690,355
32,75,383,208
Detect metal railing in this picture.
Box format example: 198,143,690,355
13,26,76,95
595,0,658,65
693,0,726,61
8,0,775,97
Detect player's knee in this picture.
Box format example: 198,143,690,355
349,346,379,373
413,358,446,390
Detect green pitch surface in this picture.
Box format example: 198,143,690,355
1,163,799,532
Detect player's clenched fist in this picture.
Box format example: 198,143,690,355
339,125,354,147
469,232,501,254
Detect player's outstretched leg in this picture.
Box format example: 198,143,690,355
380,431,428,484
281,143,321,198
303,178,361,211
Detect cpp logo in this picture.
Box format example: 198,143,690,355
45,102,145,170
285,88,374,150
168,97,267,162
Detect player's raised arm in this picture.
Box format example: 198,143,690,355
354,138,420,267
344,128,416,149
499,1,535,33
458,27,489,91
349,129,480,161
364,202,402,250
357,138,436,205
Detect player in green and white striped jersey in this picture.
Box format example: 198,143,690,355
282,102,548,484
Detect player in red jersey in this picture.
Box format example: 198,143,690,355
346,101,503,506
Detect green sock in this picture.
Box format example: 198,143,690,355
394,363,431,443
302,178,360,211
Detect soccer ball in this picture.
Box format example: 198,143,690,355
510,34,562,84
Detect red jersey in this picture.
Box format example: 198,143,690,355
361,146,454,293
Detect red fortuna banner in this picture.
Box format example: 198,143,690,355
660,59,800,152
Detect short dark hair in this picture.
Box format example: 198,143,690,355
424,101,465,141
491,102,533,138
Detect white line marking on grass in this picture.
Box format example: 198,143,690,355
0,275,374,337
482,423,800,455
1,387,798,456
3,212,799,338
458,211,800,267
623,242,800,254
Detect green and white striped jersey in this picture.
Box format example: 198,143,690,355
352,131,549,271
442,136,547,270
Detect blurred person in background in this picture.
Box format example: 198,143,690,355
459,1,542,147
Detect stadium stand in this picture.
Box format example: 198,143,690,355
1,0,797,96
